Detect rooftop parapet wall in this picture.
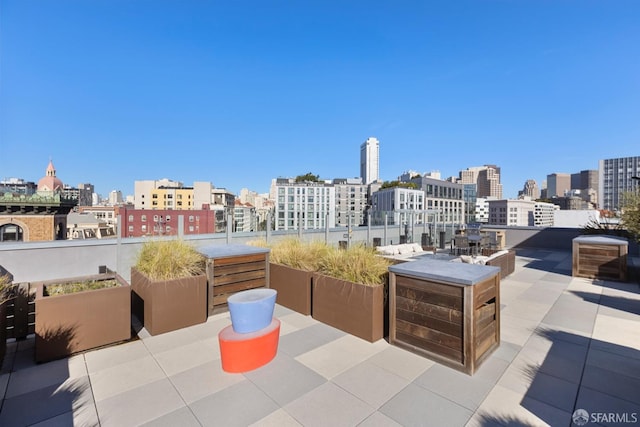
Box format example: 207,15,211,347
1,226,635,284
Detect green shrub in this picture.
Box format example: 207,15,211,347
135,239,205,281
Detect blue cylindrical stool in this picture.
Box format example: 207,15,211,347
227,288,277,334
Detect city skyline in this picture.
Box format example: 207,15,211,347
2,1,638,197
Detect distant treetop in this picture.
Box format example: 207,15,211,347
380,180,418,189
295,173,320,183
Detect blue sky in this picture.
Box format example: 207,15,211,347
1,1,638,198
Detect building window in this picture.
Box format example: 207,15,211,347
189,215,194,222
128,225,134,232
166,215,171,221
128,215,133,222
141,215,147,222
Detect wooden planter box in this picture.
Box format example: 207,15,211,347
389,260,500,375
0,265,12,366
572,236,628,281
312,273,385,343
131,268,207,336
35,273,131,363
199,245,270,315
269,263,312,315
0,300,7,366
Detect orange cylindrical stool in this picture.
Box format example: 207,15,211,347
218,318,280,373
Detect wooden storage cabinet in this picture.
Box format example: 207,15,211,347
198,245,270,315
389,259,500,375
572,236,628,282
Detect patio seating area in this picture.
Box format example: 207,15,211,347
1,248,639,426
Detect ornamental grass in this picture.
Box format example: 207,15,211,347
250,238,390,286
135,239,205,281
44,279,119,296
317,243,391,287
0,274,12,304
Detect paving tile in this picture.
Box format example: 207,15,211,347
499,314,539,346
95,378,186,427
273,303,295,318
244,351,326,406
517,332,588,384
140,406,201,427
5,354,87,399
357,411,404,426
539,271,573,285
187,315,231,341
574,387,640,427
0,372,9,399
153,339,217,377
30,408,99,427
332,361,409,409
543,251,571,262
85,340,151,373
141,326,202,355
169,360,245,404
279,322,346,357
249,408,303,427
473,355,511,384
533,324,592,347
597,295,640,322
413,364,495,411
591,314,640,356
501,299,552,323
523,369,580,413
581,364,640,406
295,334,388,379
0,376,94,427
517,284,564,306
189,380,279,427
89,355,166,402
380,383,472,427
7,345,36,371
473,384,572,427
366,346,435,381
586,347,640,381
285,382,375,427
490,340,522,363
542,295,599,334
278,311,320,330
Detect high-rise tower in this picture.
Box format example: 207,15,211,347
360,137,380,185
599,156,640,211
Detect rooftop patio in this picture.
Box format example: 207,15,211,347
0,247,639,426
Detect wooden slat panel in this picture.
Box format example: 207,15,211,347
396,308,463,338
474,279,496,308
396,331,463,363
212,283,266,306
213,253,266,267
474,303,496,331
476,322,497,359
213,270,266,286
396,296,463,325
397,284,462,311
397,276,464,298
213,261,266,277
396,318,462,351
212,278,267,297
